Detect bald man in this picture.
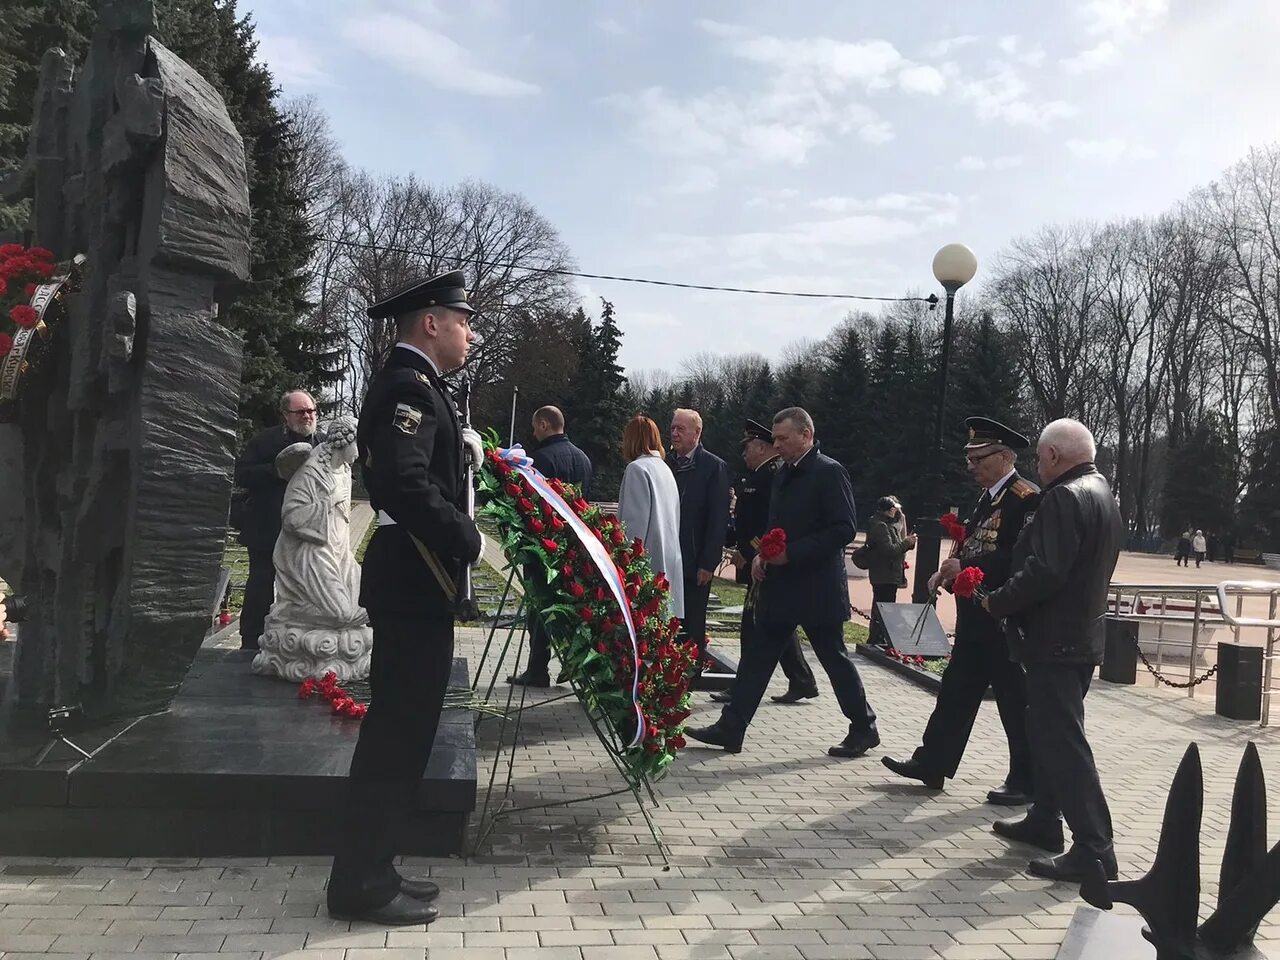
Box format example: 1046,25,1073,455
983,419,1124,884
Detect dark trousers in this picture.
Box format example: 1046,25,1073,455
913,627,1032,786
240,547,275,650
868,582,899,647
681,578,713,658
733,588,816,694
723,617,876,736
1024,662,1113,857
522,613,553,678
328,613,455,912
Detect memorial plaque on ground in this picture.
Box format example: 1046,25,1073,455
878,602,951,657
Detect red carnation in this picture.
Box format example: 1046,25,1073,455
32,261,54,279
551,515,565,531
26,247,54,261
595,586,607,602
632,538,645,556
758,527,787,562
0,278,6,298
0,243,23,257
0,333,12,358
529,517,545,533
579,606,594,622
610,527,626,545
517,497,535,514
504,482,522,497
568,581,586,598
952,565,986,599
939,512,967,546
10,304,38,328
541,537,559,553
562,563,575,578
23,283,36,299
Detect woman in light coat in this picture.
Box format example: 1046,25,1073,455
617,416,685,619
1192,529,1207,568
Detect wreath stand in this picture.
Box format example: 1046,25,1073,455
464,564,670,867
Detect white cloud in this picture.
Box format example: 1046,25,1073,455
898,65,946,95
1061,40,1119,73
664,165,720,195
339,14,539,97
997,34,1046,67
858,121,895,144
958,63,1076,127
597,17,625,35
922,35,979,58
1080,0,1170,38
955,154,1024,172
1066,137,1157,162
256,34,333,88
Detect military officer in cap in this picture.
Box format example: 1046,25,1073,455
712,419,818,705
327,270,485,926
882,416,1039,804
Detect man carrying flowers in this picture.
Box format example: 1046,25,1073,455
882,416,1040,805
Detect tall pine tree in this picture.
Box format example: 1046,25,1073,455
813,324,870,509
2,0,342,430
562,299,628,496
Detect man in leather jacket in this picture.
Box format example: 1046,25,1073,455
983,418,1124,884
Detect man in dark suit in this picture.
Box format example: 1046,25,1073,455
232,391,324,650
984,418,1124,883
327,270,484,926
882,417,1039,804
688,407,879,758
667,408,730,662
508,405,594,686
711,418,817,705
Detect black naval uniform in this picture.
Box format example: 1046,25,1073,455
730,455,816,697
912,470,1039,789
327,343,481,909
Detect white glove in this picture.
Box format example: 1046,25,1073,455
472,530,487,568
462,427,484,470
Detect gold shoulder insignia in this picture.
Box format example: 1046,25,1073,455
415,371,432,385
1010,479,1036,498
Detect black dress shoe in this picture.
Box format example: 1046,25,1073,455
507,670,551,688
992,815,1065,854
708,690,733,703
828,728,880,759
329,892,439,925
399,877,440,902
881,755,944,789
986,782,1033,806
1028,847,1118,883
686,722,744,753
771,687,820,704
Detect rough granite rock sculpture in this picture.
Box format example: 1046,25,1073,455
252,419,373,682
0,0,250,721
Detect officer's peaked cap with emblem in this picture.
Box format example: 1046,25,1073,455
367,269,475,320
965,416,1030,451
741,417,774,446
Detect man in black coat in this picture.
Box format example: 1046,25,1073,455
882,417,1038,804
327,270,484,926
711,418,817,705
508,405,593,686
688,407,879,758
667,408,730,661
232,391,323,650
983,418,1124,883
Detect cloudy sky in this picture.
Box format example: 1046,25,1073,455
243,0,1280,374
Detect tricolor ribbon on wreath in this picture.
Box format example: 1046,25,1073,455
495,445,647,749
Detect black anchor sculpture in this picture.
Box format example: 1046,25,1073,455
1079,742,1278,960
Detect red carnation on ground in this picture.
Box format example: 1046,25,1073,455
9,304,38,328
758,527,787,561
952,565,986,599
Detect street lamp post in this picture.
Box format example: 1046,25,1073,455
911,243,979,603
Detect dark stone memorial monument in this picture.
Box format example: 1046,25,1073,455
1058,742,1280,960
0,0,476,857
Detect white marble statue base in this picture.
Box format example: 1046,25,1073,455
251,617,372,682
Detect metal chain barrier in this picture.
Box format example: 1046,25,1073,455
1132,636,1219,689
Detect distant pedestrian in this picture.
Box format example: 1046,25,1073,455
1175,529,1192,567
1192,530,1207,568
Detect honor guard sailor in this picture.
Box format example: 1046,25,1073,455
327,270,485,926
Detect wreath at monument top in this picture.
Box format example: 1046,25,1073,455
0,244,83,422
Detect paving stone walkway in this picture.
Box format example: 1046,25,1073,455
4,621,1280,959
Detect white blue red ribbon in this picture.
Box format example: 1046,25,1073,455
497,446,646,749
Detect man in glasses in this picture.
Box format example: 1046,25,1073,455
232,390,325,651
882,416,1039,806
